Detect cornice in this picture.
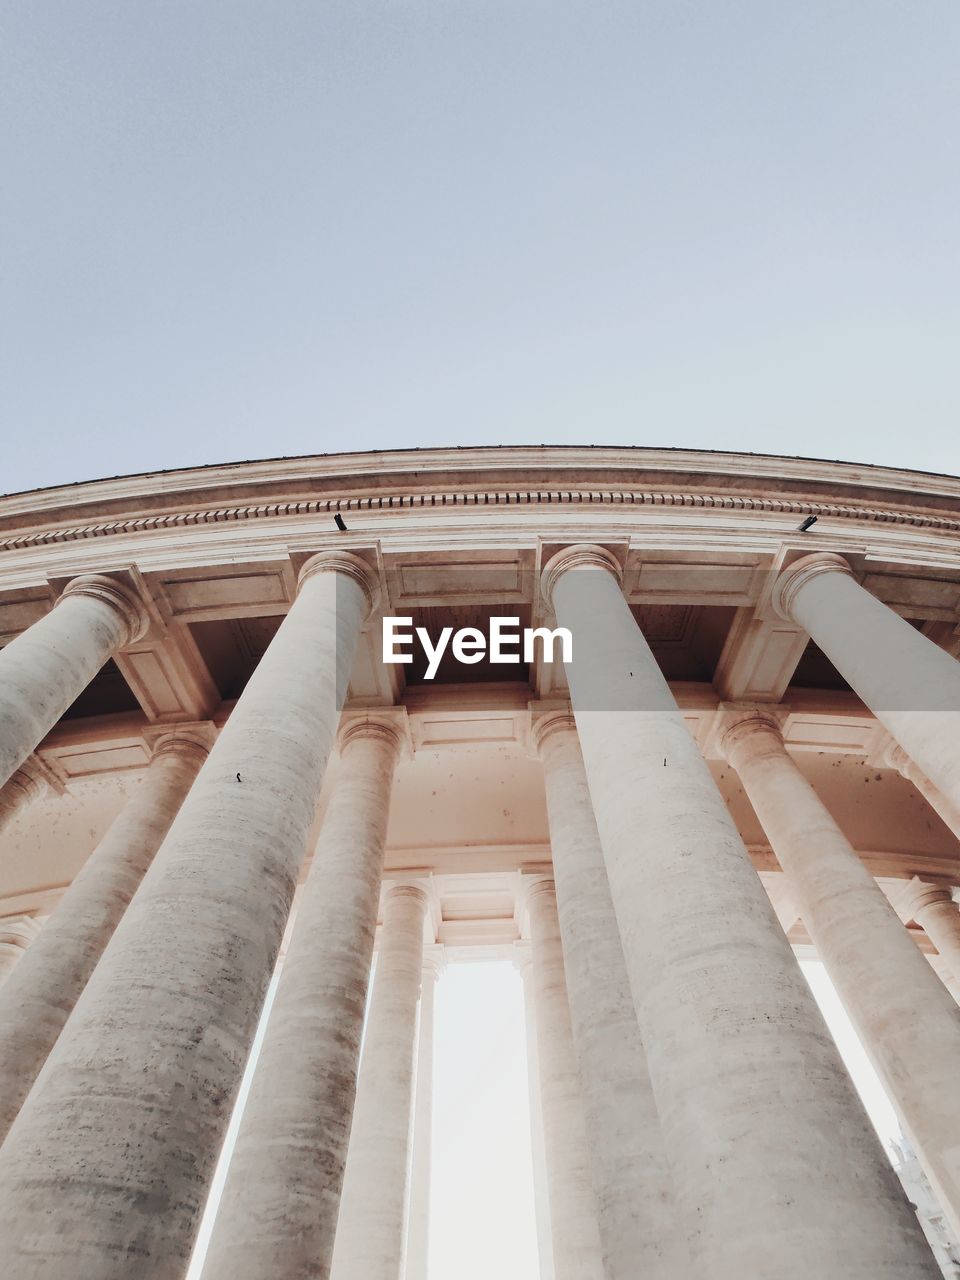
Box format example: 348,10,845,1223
7,445,960,509
3,483,960,553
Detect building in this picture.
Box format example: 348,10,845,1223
1,444,960,1280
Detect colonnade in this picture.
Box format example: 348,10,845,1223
0,546,958,1277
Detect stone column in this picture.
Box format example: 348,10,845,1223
0,766,45,839
0,574,149,790
531,707,683,1280
331,882,429,1280
773,552,960,812
885,742,960,842
523,877,604,1280
719,707,960,1242
0,916,42,984
405,946,444,1280
900,877,960,985
514,944,556,1280
541,544,939,1279
0,550,378,1280
203,714,406,1280
0,730,209,1142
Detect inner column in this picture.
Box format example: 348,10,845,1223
201,713,407,1280
404,946,445,1280
531,705,683,1280
522,877,605,1280
0,729,209,1142
331,881,429,1280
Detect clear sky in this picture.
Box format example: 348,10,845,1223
2,1,960,496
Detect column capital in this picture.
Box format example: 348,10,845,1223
148,730,212,771
540,544,623,612
771,552,856,623
516,874,558,937
0,763,46,810
421,944,446,981
297,551,381,621
524,877,557,907
882,739,921,783
528,702,577,756
337,709,409,760
59,573,150,645
511,939,533,976
0,914,42,952
383,881,430,910
713,703,788,768
898,876,957,924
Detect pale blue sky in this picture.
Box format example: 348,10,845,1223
3,1,960,495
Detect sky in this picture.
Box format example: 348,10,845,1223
2,1,960,496
1,6,948,1277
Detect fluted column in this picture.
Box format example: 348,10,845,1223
514,944,556,1280
331,882,429,1280
774,552,960,812
203,714,406,1280
720,707,960,1241
885,742,960,842
900,878,960,985
405,946,444,1280
532,707,682,1280
0,766,45,839
523,877,604,1280
541,544,939,1279
0,730,209,1142
0,916,42,984
0,550,378,1280
0,574,149,790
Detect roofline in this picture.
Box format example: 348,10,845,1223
4,442,960,503
1,444,959,532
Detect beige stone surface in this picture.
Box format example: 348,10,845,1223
775,552,960,817
0,575,147,790
532,708,685,1280
405,947,444,1280
0,552,375,1280
514,944,557,1280
202,716,405,1280
886,742,960,842
721,707,960,1242
524,878,605,1280
1,448,960,1276
0,730,207,1142
0,768,44,839
543,545,940,1279
331,882,428,1280
900,878,960,989
0,915,42,983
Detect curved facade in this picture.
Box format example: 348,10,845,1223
1,446,960,1278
